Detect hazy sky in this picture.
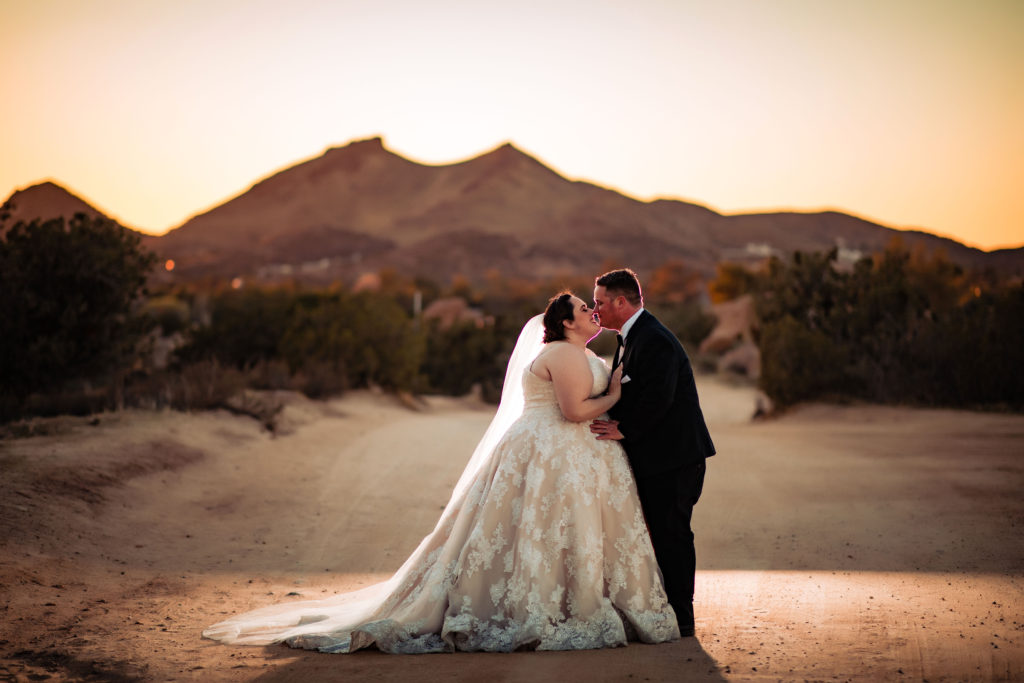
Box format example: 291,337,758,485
2,0,1022,250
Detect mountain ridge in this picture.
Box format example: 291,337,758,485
3,138,1021,284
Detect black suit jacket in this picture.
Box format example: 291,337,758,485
608,310,716,478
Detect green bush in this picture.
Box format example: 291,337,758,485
759,315,851,405
280,291,425,391
141,295,191,335
123,360,246,412
748,243,1023,409
421,320,504,396
0,213,156,421
174,288,426,397
647,302,717,350
176,288,294,369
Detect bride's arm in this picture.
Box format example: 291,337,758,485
546,345,622,422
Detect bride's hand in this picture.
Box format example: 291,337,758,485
607,365,623,398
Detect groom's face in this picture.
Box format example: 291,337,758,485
593,285,626,331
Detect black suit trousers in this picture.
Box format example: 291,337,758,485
634,460,706,624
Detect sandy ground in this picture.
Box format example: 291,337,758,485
1,378,1022,682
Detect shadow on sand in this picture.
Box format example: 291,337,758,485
250,637,727,682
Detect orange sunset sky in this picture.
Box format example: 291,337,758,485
2,0,1022,250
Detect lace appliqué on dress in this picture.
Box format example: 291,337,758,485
205,354,679,653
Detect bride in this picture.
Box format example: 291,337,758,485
203,292,680,653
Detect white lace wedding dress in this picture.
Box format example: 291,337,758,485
204,321,679,653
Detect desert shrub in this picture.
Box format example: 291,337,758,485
758,315,851,405
0,213,156,421
421,320,505,396
290,360,349,399
247,360,294,391
911,283,1024,407
176,288,294,369
339,292,425,391
122,360,247,412
710,262,766,303
175,288,425,397
645,260,704,301
141,295,191,335
751,242,1023,409
166,360,248,411
20,387,113,418
276,295,353,390
281,291,425,391
647,302,717,350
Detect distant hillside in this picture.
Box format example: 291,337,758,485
5,139,1022,284
1,182,115,236
143,137,1021,284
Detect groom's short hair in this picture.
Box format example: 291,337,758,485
596,268,643,306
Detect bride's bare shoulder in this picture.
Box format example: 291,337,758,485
535,342,587,368
543,342,587,359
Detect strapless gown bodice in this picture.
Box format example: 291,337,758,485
521,353,611,416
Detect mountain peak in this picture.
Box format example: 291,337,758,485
311,135,400,174
462,142,564,182
325,135,385,154
479,141,537,161
3,180,109,227
11,180,80,201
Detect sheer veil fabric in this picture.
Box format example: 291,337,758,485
202,315,679,653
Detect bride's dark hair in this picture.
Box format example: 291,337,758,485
542,292,575,343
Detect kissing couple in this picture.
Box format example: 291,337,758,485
204,268,716,653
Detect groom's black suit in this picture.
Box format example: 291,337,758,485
608,310,715,628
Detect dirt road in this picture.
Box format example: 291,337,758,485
1,380,1021,681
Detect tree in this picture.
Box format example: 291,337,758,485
176,288,295,369
710,262,765,303
647,260,705,304
751,243,1022,409
0,213,156,418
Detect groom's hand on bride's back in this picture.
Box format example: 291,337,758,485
590,419,623,441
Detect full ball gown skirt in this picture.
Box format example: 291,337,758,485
203,355,679,653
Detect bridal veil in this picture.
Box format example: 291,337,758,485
202,316,546,647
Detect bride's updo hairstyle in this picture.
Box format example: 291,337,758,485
542,292,575,343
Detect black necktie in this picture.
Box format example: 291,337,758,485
611,333,624,371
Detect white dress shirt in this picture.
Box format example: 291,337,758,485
619,308,645,345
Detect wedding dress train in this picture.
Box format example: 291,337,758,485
203,318,679,653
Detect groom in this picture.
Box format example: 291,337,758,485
590,268,716,637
